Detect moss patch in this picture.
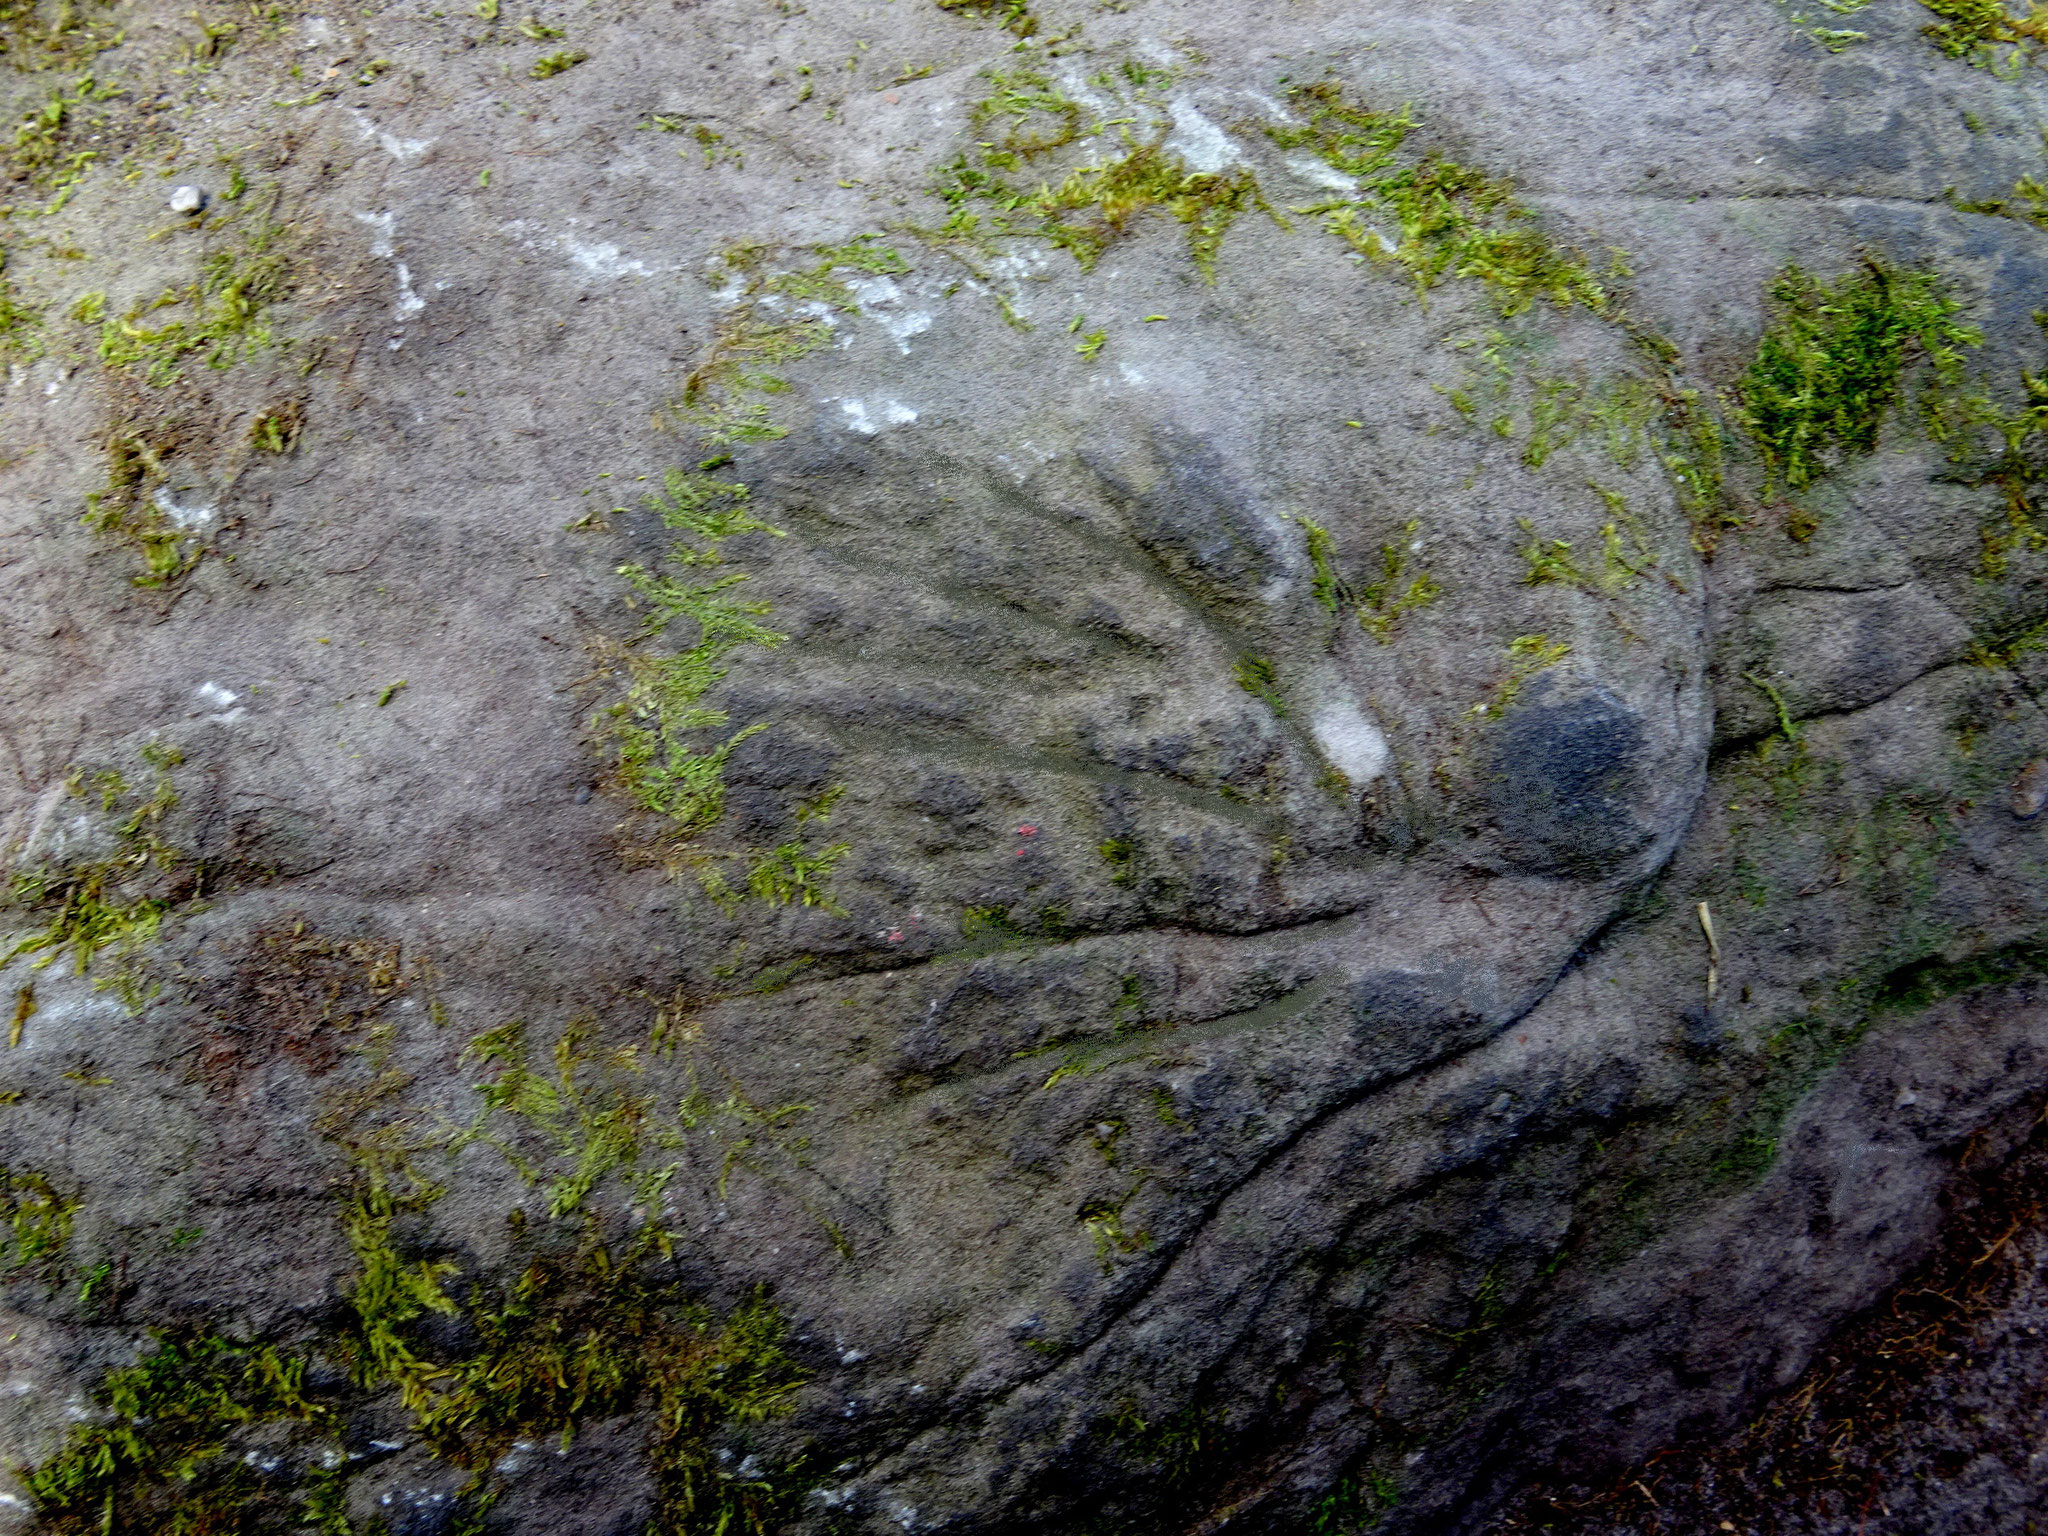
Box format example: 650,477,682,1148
0,1164,76,1280
1269,82,1613,318
1918,0,2048,73
2,744,205,1010
933,68,1269,283
94,211,296,388
932,0,1037,37
1928,336,2048,576
1736,259,1978,493
600,469,787,830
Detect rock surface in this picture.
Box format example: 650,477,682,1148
0,0,2044,1533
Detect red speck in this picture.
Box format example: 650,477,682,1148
884,90,900,103
885,928,905,944
1017,824,1038,837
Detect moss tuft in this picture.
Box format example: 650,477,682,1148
1918,0,2048,72
2,745,203,1010
0,1164,76,1279
933,0,1036,36
1736,258,1979,493
1270,82,1611,317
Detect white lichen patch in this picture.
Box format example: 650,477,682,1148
355,212,427,343
151,487,215,531
846,275,933,354
195,681,245,726
506,219,659,282
353,209,396,260
393,264,425,320
1164,95,1243,173
1310,696,1390,783
1286,151,1358,193
837,398,918,435
346,107,432,163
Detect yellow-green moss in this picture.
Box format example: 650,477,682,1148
933,67,1271,282
1737,259,1978,493
1269,82,1612,317
1919,0,2048,72
2,744,199,1010
0,1164,76,1278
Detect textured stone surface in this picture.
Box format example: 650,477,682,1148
0,0,2045,1533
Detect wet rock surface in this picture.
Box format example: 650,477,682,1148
0,1,2044,1533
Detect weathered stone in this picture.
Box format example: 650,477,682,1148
1,1,2046,1533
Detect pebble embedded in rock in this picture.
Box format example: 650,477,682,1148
168,185,207,214
2011,757,2048,819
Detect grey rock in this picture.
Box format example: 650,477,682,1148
2,3,2047,1535
2014,758,2048,819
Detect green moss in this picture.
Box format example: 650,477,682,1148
2,76,115,213
1967,612,2048,668
1294,517,1440,640
931,68,1271,282
1482,635,1571,719
1736,259,1979,493
1954,170,2048,229
1871,933,2048,1013
1358,523,1441,640
1517,497,1653,597
529,48,587,77
1269,83,1611,317
1918,0,2048,72
3,745,199,1010
1650,375,1736,551
1296,516,1343,613
25,1239,809,1536
0,1164,76,1278
0,0,121,69
1775,0,1872,52
1927,352,2048,577
663,252,855,441
249,398,305,454
1311,1470,1401,1534
600,469,789,840
1516,519,1588,588
1079,1196,1152,1272
1097,836,1138,886
20,1000,821,1533
81,421,207,587
1233,654,1287,715
739,840,852,912
24,1332,336,1536
96,222,295,388
933,0,1036,36
0,242,42,359
1109,1401,1223,1488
